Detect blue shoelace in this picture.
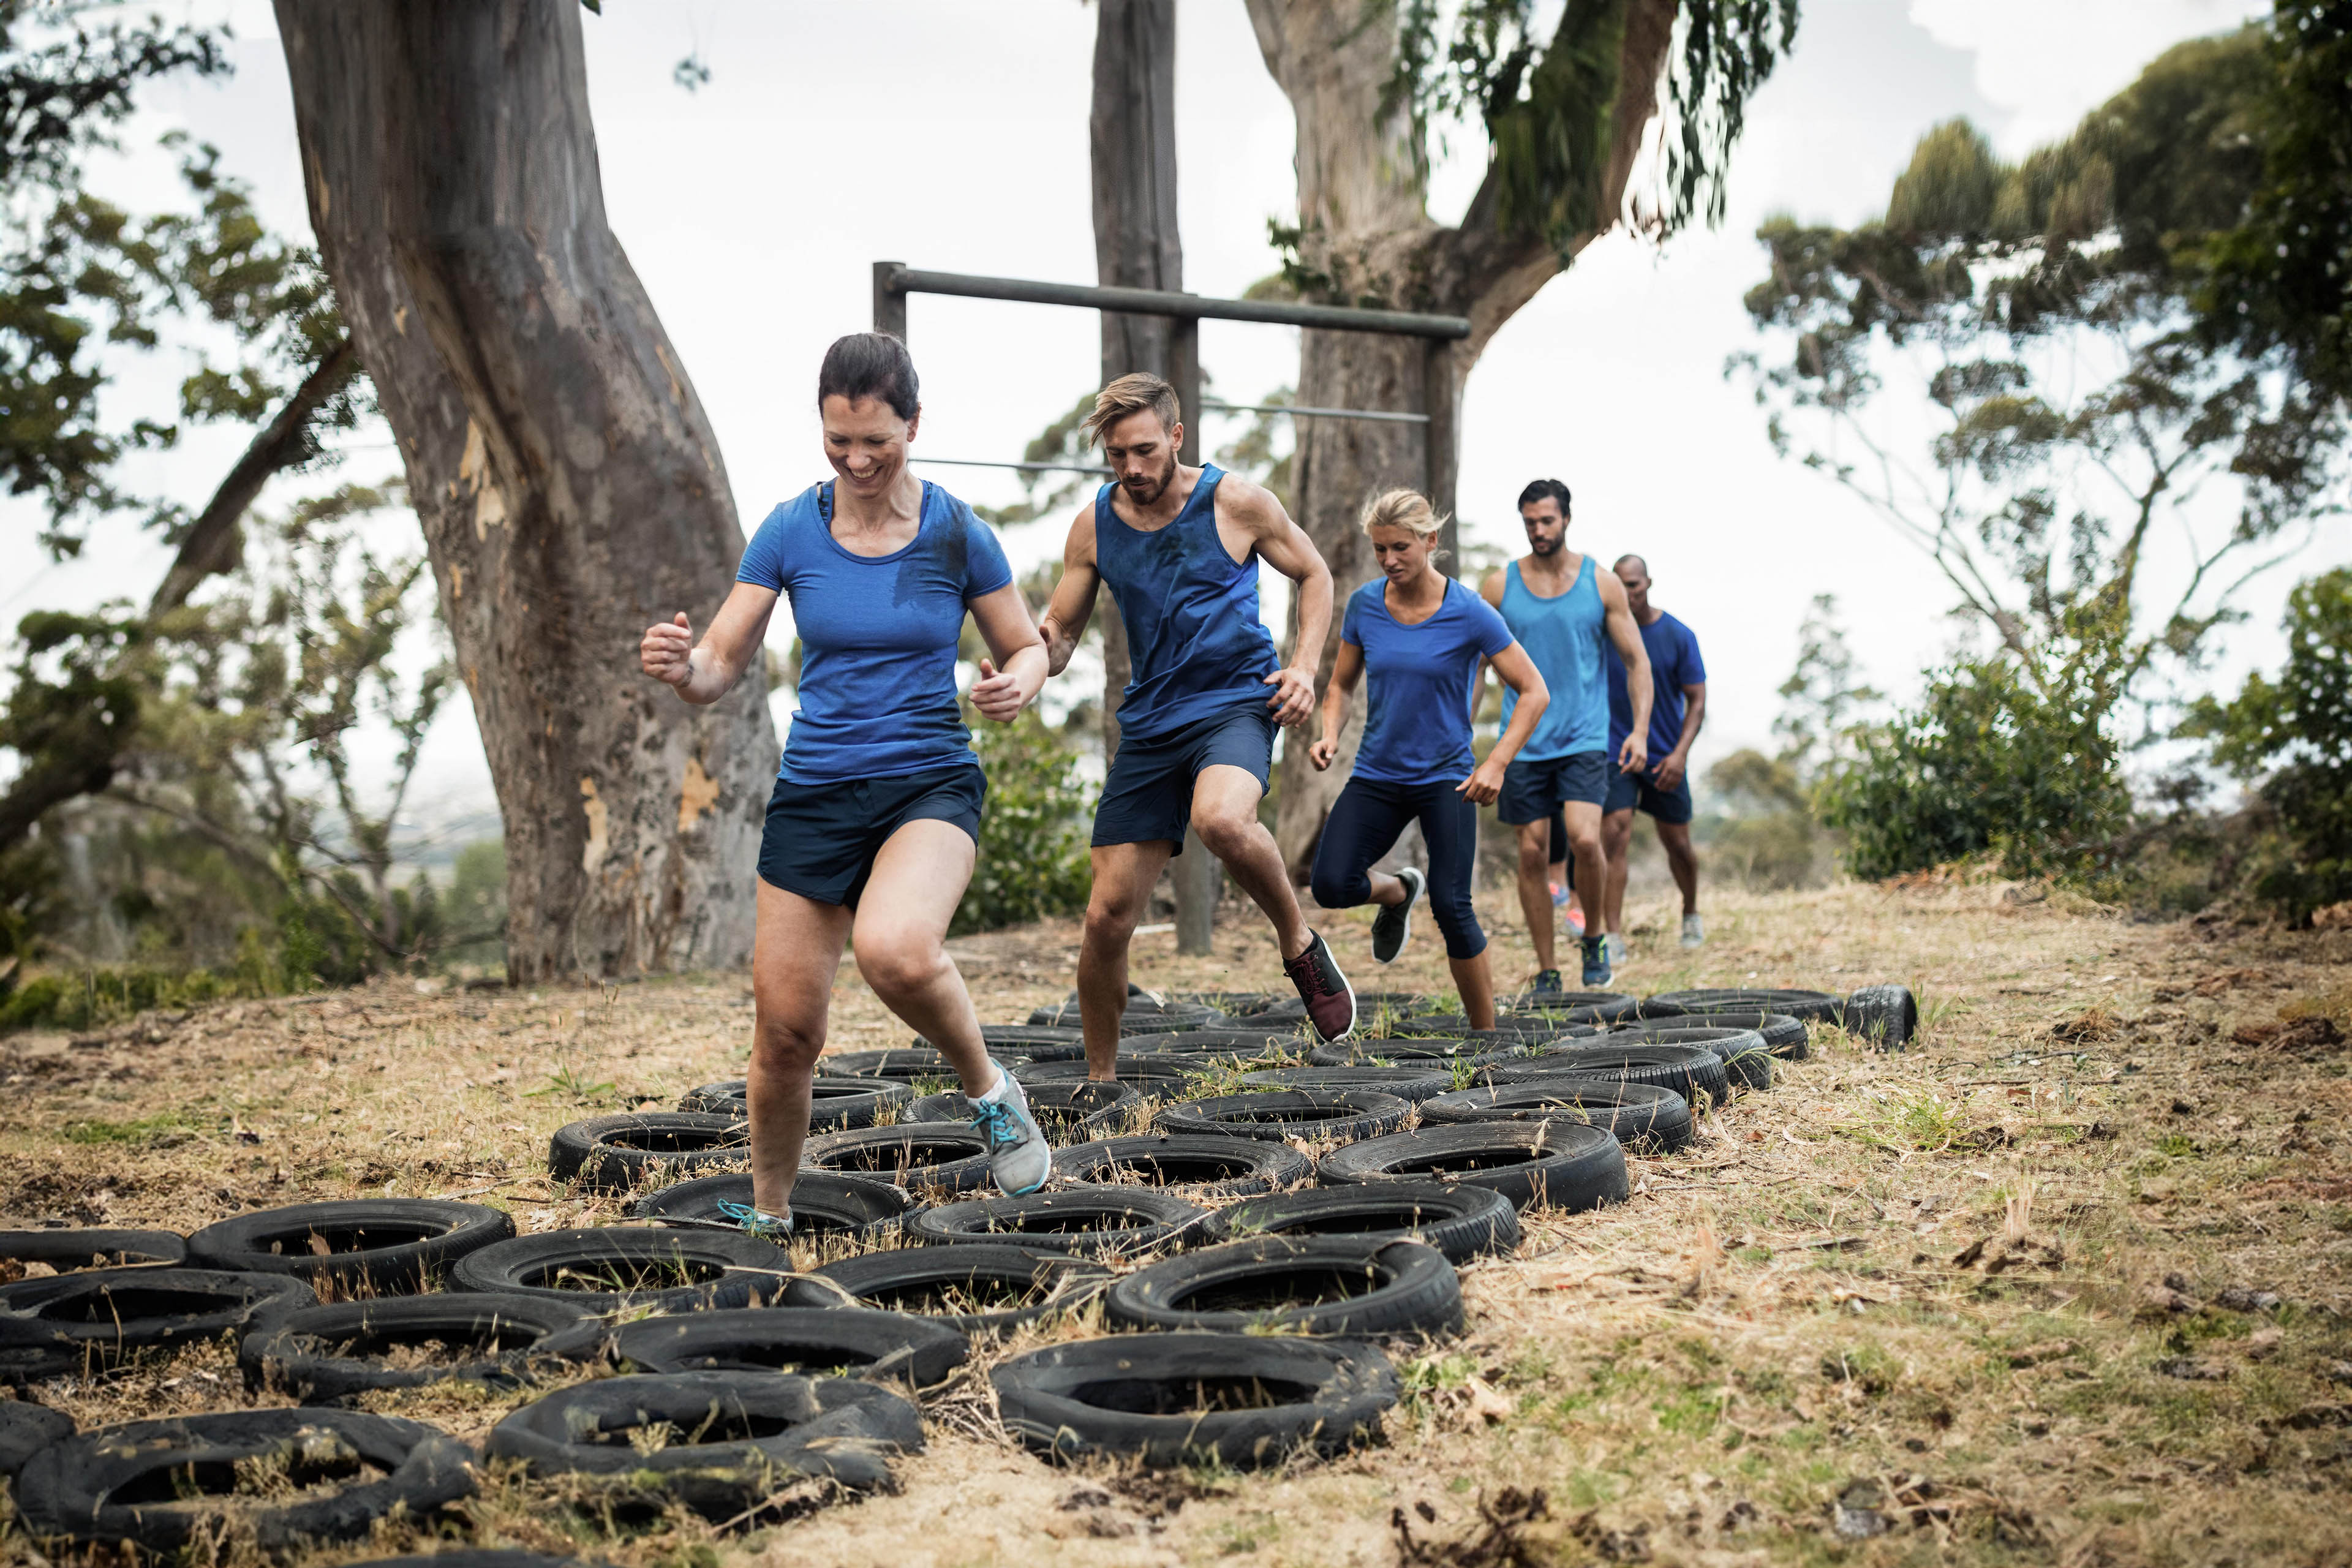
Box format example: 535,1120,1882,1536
715,1199,791,1238
968,1097,1024,1152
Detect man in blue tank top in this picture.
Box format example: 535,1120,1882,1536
1479,478,1653,991
1037,373,1357,1059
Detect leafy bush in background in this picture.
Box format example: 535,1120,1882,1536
1822,651,2133,885
2184,568,2352,923
954,710,1095,937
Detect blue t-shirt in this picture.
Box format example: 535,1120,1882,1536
1343,577,1517,786
1605,610,1706,761
737,480,1012,785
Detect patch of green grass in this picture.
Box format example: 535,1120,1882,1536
526,1063,617,1104
2154,1133,2200,1158
59,1111,202,1145
1833,1088,1964,1153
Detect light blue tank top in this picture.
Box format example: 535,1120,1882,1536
1498,556,1608,760
1094,464,1280,743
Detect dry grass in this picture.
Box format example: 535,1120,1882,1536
2,878,2351,1567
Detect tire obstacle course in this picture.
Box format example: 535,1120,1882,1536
0,979,1911,1550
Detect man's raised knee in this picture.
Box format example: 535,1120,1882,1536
856,934,943,1000
1192,806,1256,861
1084,891,1141,946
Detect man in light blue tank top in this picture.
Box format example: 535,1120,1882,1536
1038,374,1359,1059
1479,478,1652,991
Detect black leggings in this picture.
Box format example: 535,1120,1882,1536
1310,777,1486,959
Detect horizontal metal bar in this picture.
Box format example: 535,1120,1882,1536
881,263,1471,341
1203,399,1430,425
910,456,1110,476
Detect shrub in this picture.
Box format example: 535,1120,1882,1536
1821,652,2132,884
1700,748,1831,889
2182,568,2352,922
954,709,1095,936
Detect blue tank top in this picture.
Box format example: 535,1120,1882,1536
1498,555,1608,759
1094,464,1280,742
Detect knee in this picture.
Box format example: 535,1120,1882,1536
1309,865,1365,910
1084,891,1140,947
1515,835,1550,875
751,1011,824,1073
856,927,946,999
1192,804,1256,861
1566,823,1604,861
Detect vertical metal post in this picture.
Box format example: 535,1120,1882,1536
1168,312,1220,957
873,261,907,341
1423,338,1460,575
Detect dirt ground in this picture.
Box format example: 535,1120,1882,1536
2,875,2350,1568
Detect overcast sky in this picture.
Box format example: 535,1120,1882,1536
7,0,2332,836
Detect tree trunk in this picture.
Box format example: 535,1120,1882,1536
1245,0,1678,880
276,0,777,980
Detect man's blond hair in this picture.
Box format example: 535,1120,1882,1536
1084,372,1181,444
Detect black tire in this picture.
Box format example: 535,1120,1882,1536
1607,1009,1807,1059
907,1078,1143,1138
1106,1237,1461,1337
1533,1043,1733,1109
676,1076,910,1128
1598,1025,1773,1090
1648,987,1844,1023
0,1399,71,1478
826,1047,1028,1082
1120,1028,1308,1063
1204,1182,1520,1262
1153,1091,1410,1145
548,1114,748,1191
632,1170,913,1238
911,1025,1091,1062
1307,1039,1528,1071
813,1244,1111,1335
611,1307,968,1388
184,1200,514,1294
1027,1000,1226,1033
992,1332,1397,1469
1844,984,1918,1050
0,1267,314,1373
448,1227,837,1314
13,1408,474,1550
1014,1055,1221,1096
239,1294,608,1403
1051,1134,1312,1199
0,1229,183,1273
907,1189,1210,1257
487,1371,920,1516
1420,1079,1695,1152
1506,991,1639,1023
1175,992,1281,1018
802,1124,995,1193
1235,1066,1456,1103
1316,1123,1627,1212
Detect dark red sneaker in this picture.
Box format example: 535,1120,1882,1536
1282,930,1357,1042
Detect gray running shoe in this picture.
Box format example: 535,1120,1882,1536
1681,913,1705,948
1372,867,1424,964
1605,932,1631,967
969,1063,1052,1196
715,1199,793,1240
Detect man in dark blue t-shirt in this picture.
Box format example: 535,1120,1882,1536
1600,554,1707,961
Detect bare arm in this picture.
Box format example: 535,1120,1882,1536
639,581,779,705
1461,643,1548,804
1597,572,1653,772
965,582,1050,723
1033,505,1102,679
1653,681,1706,791
1306,639,1365,771
1226,476,1332,727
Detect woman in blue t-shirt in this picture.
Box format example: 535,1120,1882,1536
1308,490,1550,1029
638,333,1054,1235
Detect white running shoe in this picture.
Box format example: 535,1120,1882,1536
1681,913,1705,948
1605,932,1631,968
968,1061,1052,1196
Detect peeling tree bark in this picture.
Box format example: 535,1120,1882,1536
276,0,777,979
1244,0,1679,880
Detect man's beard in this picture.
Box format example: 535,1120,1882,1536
1123,455,1177,505
1529,532,1563,556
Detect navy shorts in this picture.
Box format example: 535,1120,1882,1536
757,765,986,907
1093,706,1275,851
1498,750,1607,824
1604,765,1695,824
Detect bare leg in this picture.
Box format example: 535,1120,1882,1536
1561,801,1609,956
1600,807,1635,935
1513,820,1555,972
1366,870,1409,907
1079,840,1175,1079
850,820,997,1098
1656,818,1700,915
1191,764,1311,960
747,879,853,1218
1449,950,1496,1029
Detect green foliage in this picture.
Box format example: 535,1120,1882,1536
1822,650,2133,884
2183,567,2352,921
0,962,266,1033
953,710,1094,937
1700,595,1868,890
2195,2,2352,405
444,839,509,968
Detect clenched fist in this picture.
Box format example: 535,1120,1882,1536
641,612,696,689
